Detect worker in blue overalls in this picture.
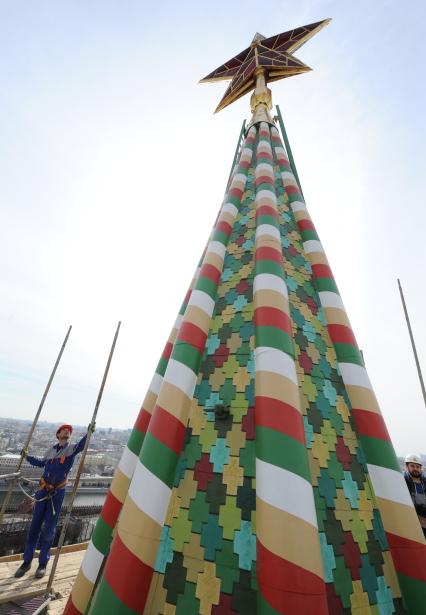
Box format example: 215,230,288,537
14,423,89,579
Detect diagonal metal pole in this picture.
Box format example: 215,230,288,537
44,321,121,599
397,279,426,408
275,104,304,198
0,325,72,526
227,119,246,190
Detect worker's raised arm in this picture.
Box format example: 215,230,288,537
22,449,46,468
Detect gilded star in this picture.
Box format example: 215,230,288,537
200,19,331,113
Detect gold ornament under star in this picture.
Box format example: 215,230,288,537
200,19,331,114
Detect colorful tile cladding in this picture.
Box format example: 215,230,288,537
141,124,407,614
72,120,426,615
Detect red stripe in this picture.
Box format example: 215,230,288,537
104,535,153,612
216,220,232,237
312,263,334,279
162,341,173,360
63,599,82,615
255,175,274,186
297,218,315,231
255,246,282,264
135,408,151,435
255,306,292,335
386,532,426,582
240,160,250,169
102,491,122,528
148,405,185,455
246,136,255,144
257,205,277,219
352,408,391,441
229,187,243,199
257,540,328,614
256,396,305,444
177,321,207,353
327,324,358,347
200,263,221,285
183,289,192,305
285,184,301,196
257,151,272,160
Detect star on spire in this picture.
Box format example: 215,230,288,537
200,19,331,113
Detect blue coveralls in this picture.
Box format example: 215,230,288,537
23,434,86,566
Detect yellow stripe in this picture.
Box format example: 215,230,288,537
184,305,213,334
202,251,224,273
71,570,95,613
293,210,311,223
256,497,324,578
157,381,192,423
254,289,289,312
118,497,162,567
307,251,329,266
110,468,131,504
345,385,381,414
257,195,276,207
220,211,236,227
256,370,300,410
376,497,426,543
141,390,157,414
323,307,352,328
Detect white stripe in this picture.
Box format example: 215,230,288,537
338,363,372,390
221,203,238,218
165,359,197,398
128,461,171,525
150,372,163,395
290,201,307,212
207,241,226,259
255,347,297,384
173,314,183,331
318,291,345,310
281,172,297,185
256,459,317,527
303,240,324,254
254,273,288,298
274,147,286,158
256,224,280,241
118,445,138,479
188,289,215,315
368,464,414,507
256,189,277,203
81,542,104,583
231,173,248,185
255,162,273,175
241,148,253,159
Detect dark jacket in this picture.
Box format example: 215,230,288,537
404,470,426,517
27,435,86,487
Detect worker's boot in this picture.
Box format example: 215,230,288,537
14,561,31,578
35,565,46,579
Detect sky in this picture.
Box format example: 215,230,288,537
0,0,425,455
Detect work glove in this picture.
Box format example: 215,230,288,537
87,422,96,434
21,449,28,459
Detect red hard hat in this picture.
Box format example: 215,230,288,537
56,424,73,437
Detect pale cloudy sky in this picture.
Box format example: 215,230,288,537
1,1,425,454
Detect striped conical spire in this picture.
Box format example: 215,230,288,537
68,22,426,615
